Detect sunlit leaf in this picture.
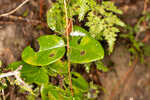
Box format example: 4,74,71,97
7,61,23,70
21,64,49,85
69,26,104,63
8,61,49,85
71,72,89,92
45,60,68,76
41,84,73,100
22,35,65,66
0,60,2,67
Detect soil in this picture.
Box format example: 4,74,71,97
0,0,150,100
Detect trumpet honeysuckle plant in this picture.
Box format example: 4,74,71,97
0,0,125,100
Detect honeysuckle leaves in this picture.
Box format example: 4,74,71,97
21,65,49,85
45,60,68,76
8,61,49,85
41,84,73,100
22,35,65,66
69,26,104,64
71,72,89,92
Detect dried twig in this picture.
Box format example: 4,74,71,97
1,15,41,24
0,0,30,17
0,65,34,95
0,15,48,27
0,66,22,78
0,21,15,25
1,89,5,100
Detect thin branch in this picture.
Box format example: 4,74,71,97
143,0,148,28
1,89,5,100
64,0,73,96
0,15,48,27
0,66,22,78
0,0,30,17
0,65,34,95
40,0,44,18
0,71,19,79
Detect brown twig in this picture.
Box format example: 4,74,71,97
0,0,30,17
143,0,148,28
1,15,40,24
1,89,5,100
0,65,34,95
109,57,138,100
142,32,150,43
0,21,15,25
64,0,73,96
142,0,150,42
40,0,44,18
0,15,47,27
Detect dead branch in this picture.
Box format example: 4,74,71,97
0,0,30,17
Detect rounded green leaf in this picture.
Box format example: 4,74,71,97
8,61,49,85
22,35,65,66
21,64,49,85
69,26,104,63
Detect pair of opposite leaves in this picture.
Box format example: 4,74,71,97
22,26,104,66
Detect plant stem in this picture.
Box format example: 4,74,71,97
1,89,5,100
64,0,73,96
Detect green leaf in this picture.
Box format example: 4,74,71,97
69,26,104,63
71,72,89,92
47,2,66,34
102,1,123,14
8,61,49,85
84,63,91,73
95,61,109,72
7,61,23,70
26,95,35,100
103,27,118,53
143,44,150,56
0,80,7,90
41,84,73,100
0,60,2,67
22,35,65,66
21,64,49,85
77,0,90,21
45,60,68,76
84,1,125,53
